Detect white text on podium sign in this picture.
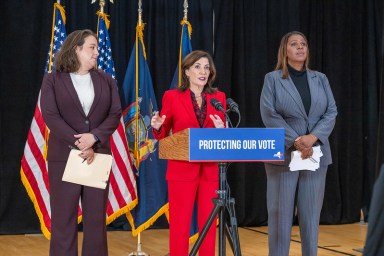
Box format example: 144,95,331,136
189,128,284,162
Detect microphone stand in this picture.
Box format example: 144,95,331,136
189,109,242,256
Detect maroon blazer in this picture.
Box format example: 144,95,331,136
153,89,226,181
40,70,121,162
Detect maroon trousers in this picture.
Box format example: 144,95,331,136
48,161,109,256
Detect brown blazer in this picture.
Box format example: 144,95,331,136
40,70,121,161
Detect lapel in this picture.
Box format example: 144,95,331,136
180,89,200,127
61,72,86,117
278,72,307,117
307,70,319,118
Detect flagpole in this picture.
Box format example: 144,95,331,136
134,0,142,170
177,0,189,86
129,1,149,255
99,0,105,13
183,0,188,21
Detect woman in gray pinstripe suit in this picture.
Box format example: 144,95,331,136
260,31,337,256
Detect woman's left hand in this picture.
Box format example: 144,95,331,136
300,147,313,160
78,148,95,164
209,114,225,128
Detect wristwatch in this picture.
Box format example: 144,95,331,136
93,134,100,143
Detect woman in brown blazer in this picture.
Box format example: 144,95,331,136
40,29,121,256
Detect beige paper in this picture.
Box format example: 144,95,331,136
62,149,112,189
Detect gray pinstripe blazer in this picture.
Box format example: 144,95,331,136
260,69,337,166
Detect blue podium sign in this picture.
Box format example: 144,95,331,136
189,128,284,162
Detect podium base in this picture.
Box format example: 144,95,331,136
128,251,149,256
189,162,241,256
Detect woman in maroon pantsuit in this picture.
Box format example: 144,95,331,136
40,29,121,256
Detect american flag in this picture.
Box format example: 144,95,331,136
96,12,137,223
44,5,67,73
97,13,115,78
20,3,67,238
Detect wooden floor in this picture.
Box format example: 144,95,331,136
0,222,367,255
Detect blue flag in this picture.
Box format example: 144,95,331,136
170,20,193,89
169,19,199,242
123,24,168,235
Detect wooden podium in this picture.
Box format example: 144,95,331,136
158,128,190,161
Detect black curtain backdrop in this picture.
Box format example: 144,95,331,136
0,0,383,234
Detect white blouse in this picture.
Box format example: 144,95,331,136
70,72,95,116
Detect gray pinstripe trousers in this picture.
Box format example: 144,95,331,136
265,163,328,256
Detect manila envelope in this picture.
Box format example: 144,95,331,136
62,149,112,189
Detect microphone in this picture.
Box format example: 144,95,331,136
210,98,225,112
226,98,240,113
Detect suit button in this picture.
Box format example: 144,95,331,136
85,120,89,124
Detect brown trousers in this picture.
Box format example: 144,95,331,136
48,161,109,256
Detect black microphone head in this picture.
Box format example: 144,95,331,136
210,98,224,112
226,98,239,113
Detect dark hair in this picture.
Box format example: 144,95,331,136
54,29,97,73
178,50,217,94
275,31,310,79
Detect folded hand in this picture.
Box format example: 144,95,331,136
294,134,317,150
299,147,313,160
78,148,95,164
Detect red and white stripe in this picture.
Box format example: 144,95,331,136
107,118,138,218
20,94,52,235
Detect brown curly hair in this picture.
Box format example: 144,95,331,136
54,29,97,73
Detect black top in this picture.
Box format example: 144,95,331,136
288,65,311,115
